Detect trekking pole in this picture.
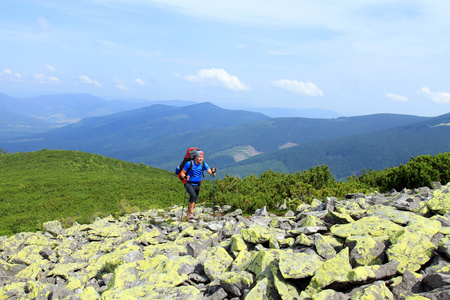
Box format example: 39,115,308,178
181,185,188,221
212,171,216,220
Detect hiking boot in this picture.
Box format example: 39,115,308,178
188,213,195,222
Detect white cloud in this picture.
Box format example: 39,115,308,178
185,68,248,91
386,93,408,102
48,76,59,83
79,75,101,87
44,64,56,72
417,87,450,104
135,78,145,86
2,69,21,80
271,79,324,97
37,17,50,29
33,73,59,84
114,78,130,90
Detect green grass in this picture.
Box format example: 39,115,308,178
3,148,446,238
0,149,187,236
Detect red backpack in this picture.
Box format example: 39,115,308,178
175,147,205,184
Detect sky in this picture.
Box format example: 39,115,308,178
1,0,450,117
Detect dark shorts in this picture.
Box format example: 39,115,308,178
185,182,200,203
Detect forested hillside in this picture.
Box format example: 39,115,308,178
111,113,429,173
220,113,450,180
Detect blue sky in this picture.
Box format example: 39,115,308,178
1,0,450,116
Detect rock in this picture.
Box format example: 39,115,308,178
346,235,388,267
43,220,64,237
348,280,394,299
306,248,352,295
422,273,450,291
255,206,269,217
2,183,450,299
279,251,323,279
203,247,233,281
391,270,423,299
218,270,253,297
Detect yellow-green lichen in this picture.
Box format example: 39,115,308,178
306,248,352,295
240,224,272,244
427,185,450,214
203,246,233,280
387,229,436,273
330,216,403,239
279,251,323,279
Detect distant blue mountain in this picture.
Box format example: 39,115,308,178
2,92,450,180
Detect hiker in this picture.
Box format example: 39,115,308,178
179,151,216,221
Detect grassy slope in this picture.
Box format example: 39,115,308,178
0,150,188,236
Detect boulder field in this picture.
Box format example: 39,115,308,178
2,182,450,299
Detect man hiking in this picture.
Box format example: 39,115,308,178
179,150,216,222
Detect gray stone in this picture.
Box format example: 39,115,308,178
422,273,450,291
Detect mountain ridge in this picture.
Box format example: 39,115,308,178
1,91,450,180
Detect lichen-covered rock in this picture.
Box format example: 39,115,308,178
47,261,89,279
387,229,436,273
438,235,450,260
43,220,64,237
245,277,270,300
246,249,279,280
295,233,314,246
279,251,323,279
203,246,233,281
0,281,28,299
14,262,41,280
314,234,337,259
79,285,100,300
312,289,349,300
306,248,352,295
106,263,139,290
218,270,254,297
366,204,420,225
240,224,272,244
427,184,450,214
8,244,50,269
349,281,394,299
273,270,300,299
2,182,450,300
327,210,355,224
404,296,431,300
0,258,26,277
330,216,403,239
230,234,248,252
229,250,253,272
346,235,388,266
346,260,398,283
300,215,325,227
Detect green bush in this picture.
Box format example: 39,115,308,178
2,149,448,237
355,152,450,192
200,165,376,214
